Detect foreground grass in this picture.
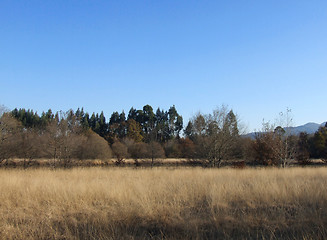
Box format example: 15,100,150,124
0,167,327,239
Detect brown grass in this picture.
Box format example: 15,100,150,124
0,167,327,239
2,158,189,168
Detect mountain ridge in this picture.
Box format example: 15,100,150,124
245,122,326,138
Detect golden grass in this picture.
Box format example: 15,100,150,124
0,167,327,239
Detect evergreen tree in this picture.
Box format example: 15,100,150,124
184,121,194,140
75,108,81,119
82,113,90,129
175,115,183,136
45,109,54,123
108,111,125,142
296,132,311,164
225,110,239,137
126,119,143,142
312,126,327,160
98,111,108,137
119,111,126,122
11,108,42,128
128,107,137,121
94,121,101,134
142,105,155,139
90,113,96,129
109,112,120,125
155,108,169,142
168,105,177,136
118,111,127,139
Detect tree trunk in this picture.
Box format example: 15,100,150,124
217,158,222,168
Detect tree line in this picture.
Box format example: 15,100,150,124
250,121,327,166
11,105,183,143
0,104,326,168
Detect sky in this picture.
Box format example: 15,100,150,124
1,0,326,132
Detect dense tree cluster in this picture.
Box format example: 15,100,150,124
1,110,112,167
249,122,327,166
310,123,327,161
0,104,326,168
0,105,184,166
184,106,241,167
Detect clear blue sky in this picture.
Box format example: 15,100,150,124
1,0,326,132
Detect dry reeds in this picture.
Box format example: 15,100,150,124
0,167,326,239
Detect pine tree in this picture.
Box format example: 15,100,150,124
90,113,96,130
82,113,90,129
98,111,108,137
109,112,120,125
184,121,194,140
127,107,137,121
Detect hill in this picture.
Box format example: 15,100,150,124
245,122,326,138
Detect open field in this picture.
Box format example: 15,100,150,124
1,167,327,239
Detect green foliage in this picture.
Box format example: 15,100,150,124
296,132,311,164
12,108,43,128
311,126,327,160
110,105,183,144
184,121,194,140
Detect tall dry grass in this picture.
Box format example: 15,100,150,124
0,167,326,239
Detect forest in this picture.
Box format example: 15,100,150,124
0,104,326,168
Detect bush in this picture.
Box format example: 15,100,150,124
78,130,112,160
112,141,128,165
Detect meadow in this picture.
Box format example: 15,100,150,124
0,167,327,239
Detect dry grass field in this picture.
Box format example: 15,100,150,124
0,167,327,239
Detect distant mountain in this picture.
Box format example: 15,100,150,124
286,122,326,135
244,122,326,139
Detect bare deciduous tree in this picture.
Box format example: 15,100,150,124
17,128,40,168
251,122,280,165
112,141,128,165
128,141,148,166
204,106,240,167
275,108,296,167
164,139,181,158
0,113,20,164
188,106,241,167
0,104,9,117
251,108,297,167
43,111,85,167
146,141,165,168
